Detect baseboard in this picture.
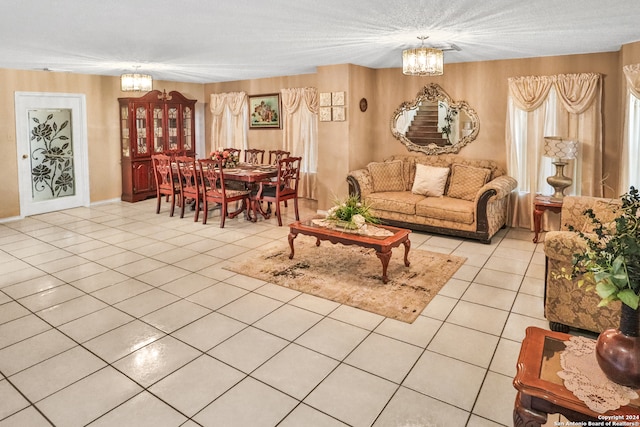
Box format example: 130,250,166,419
90,198,121,206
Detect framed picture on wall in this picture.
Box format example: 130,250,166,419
249,93,281,129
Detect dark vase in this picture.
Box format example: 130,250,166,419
595,303,640,388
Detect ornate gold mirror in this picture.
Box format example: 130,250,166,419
391,83,480,155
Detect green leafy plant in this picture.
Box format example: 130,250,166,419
439,102,458,141
570,186,640,310
326,195,380,229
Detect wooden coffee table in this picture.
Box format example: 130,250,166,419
288,219,411,283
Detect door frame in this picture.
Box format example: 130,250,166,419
15,92,90,217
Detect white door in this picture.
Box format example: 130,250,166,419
15,92,90,216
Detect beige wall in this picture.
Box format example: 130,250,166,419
373,52,622,197
0,69,204,218
2,41,639,219
204,74,317,155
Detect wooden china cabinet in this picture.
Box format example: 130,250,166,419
118,90,196,202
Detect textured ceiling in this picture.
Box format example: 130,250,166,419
1,0,639,83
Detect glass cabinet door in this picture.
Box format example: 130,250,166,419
121,105,130,157
153,106,164,153
167,106,178,150
135,106,148,156
183,106,193,151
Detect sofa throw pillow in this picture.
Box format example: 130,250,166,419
368,161,405,192
411,164,450,197
447,164,491,201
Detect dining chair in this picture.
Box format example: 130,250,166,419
264,150,292,211
244,149,265,165
151,153,180,216
268,150,290,165
255,157,301,226
198,158,251,227
174,156,202,221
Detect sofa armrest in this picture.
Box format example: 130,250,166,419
347,168,374,200
477,175,517,201
543,230,590,263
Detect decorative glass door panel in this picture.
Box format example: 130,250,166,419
168,106,178,150
183,106,193,151
121,106,130,157
153,106,164,153
135,106,148,155
28,109,75,201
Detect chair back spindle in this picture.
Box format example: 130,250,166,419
268,150,290,165
244,149,265,165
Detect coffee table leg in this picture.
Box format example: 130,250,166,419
402,239,411,267
375,250,392,284
288,232,298,259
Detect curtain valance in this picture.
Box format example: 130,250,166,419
508,73,600,113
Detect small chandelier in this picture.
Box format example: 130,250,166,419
402,36,444,76
120,68,153,92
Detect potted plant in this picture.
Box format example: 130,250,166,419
570,186,640,388
325,195,380,230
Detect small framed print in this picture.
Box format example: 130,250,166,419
319,107,332,122
332,91,345,106
319,92,332,107
332,106,346,121
249,93,281,129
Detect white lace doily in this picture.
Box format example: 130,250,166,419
558,335,639,413
311,219,394,237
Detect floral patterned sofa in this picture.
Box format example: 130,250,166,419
346,154,517,243
543,195,622,333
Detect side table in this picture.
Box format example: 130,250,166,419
513,326,640,426
533,196,563,243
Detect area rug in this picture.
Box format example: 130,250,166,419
225,237,466,323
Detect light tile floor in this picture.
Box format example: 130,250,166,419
0,198,580,426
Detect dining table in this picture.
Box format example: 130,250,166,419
219,163,278,222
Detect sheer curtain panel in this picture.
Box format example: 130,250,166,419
621,64,640,191
280,87,318,200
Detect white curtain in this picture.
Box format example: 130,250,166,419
210,92,248,154
280,87,318,200
621,64,640,192
506,73,603,229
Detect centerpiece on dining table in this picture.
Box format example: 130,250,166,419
210,147,239,169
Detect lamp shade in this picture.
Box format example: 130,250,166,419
543,136,578,160
120,73,153,92
402,47,443,76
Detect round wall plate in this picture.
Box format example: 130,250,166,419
359,98,368,112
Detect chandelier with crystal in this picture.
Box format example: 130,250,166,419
402,36,444,76
120,67,153,92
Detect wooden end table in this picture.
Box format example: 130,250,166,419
533,195,563,243
513,326,640,426
288,219,411,284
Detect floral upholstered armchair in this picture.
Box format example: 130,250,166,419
543,195,622,333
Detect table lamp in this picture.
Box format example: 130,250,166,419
543,136,578,201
